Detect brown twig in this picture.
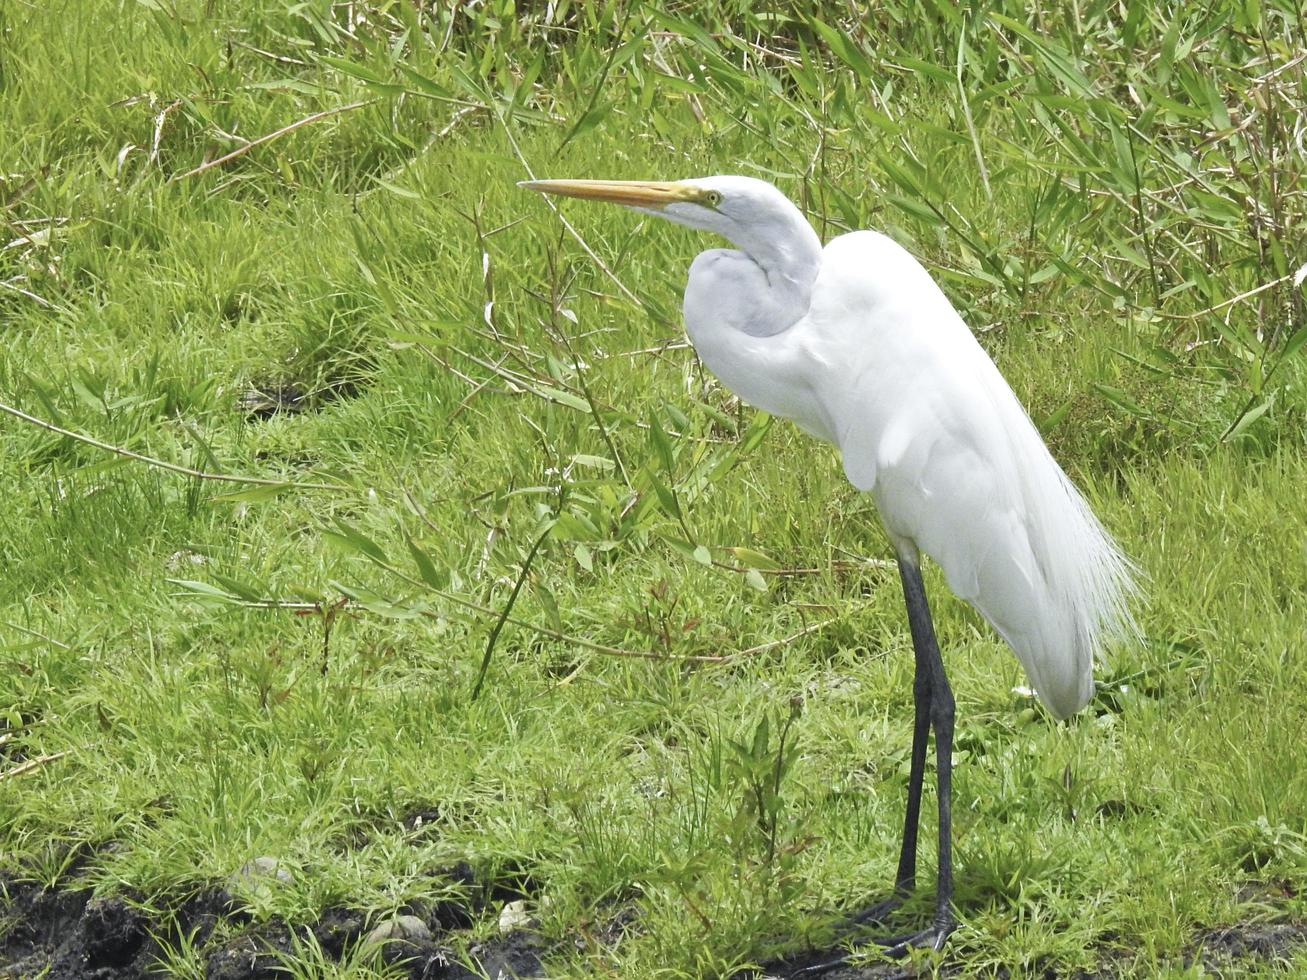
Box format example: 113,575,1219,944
187,584,852,666
612,340,693,358
713,558,896,578
228,40,310,67
448,352,511,421
0,750,71,782
1157,272,1294,321
171,100,374,181
0,398,349,492
735,617,842,658
204,591,726,663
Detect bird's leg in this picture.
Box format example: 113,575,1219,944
791,557,956,978
896,627,936,893
882,555,957,950
848,632,932,925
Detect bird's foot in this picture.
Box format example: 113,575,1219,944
847,893,905,926
872,914,956,958
787,913,956,978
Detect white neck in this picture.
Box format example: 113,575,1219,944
683,202,822,338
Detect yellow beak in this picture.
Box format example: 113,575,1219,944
518,178,700,208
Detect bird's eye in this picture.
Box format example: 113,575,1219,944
703,190,723,207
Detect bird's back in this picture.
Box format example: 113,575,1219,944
807,232,1137,718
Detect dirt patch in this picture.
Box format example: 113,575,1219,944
307,906,366,961
458,932,546,978
1190,921,1307,974
752,948,917,979
753,905,1307,979
238,378,364,421
0,860,549,980
0,879,152,980
198,916,545,980
4,857,1303,980
203,919,296,980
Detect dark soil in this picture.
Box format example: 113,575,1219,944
0,881,152,980
238,383,309,419
238,377,364,420
753,946,919,979
1191,921,1307,974
203,919,296,980
0,860,548,980
753,894,1307,979
3,856,1302,979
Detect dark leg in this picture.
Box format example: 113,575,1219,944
896,626,936,894
896,556,956,944
792,555,957,977
849,633,932,924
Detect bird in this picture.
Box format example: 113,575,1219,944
519,175,1138,967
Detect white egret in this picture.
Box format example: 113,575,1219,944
520,176,1138,964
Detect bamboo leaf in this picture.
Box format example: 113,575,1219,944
210,572,265,603
724,547,782,571
649,474,681,518
405,533,447,591
327,519,389,563
166,578,241,603
1223,395,1274,442
1093,383,1150,419
649,414,675,474
807,17,873,78
209,483,292,503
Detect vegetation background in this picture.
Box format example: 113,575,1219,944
2,0,1306,976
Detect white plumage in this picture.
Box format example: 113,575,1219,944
673,181,1138,718
521,173,1140,953
800,230,1135,717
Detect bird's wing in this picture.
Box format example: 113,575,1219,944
809,232,1136,717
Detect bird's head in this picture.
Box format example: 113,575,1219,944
519,175,811,254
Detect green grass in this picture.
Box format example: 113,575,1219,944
2,1,1306,977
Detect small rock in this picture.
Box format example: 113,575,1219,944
402,806,441,832
363,914,432,948
230,856,293,883
498,899,533,935
226,857,292,904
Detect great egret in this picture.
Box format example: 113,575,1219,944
520,176,1138,964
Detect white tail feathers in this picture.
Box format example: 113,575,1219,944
1002,438,1141,719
